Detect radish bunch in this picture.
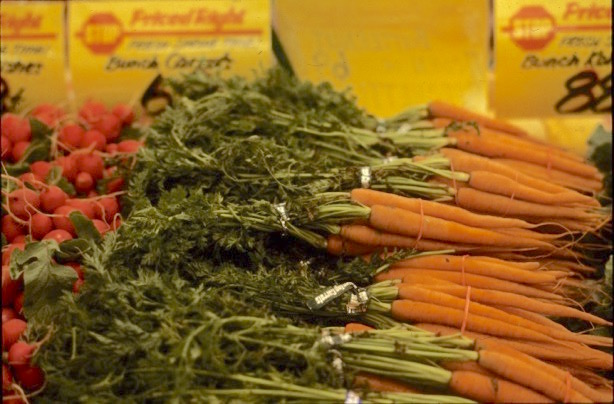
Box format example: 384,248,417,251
1,100,142,402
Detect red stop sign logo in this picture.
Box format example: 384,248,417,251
79,13,123,54
508,6,556,51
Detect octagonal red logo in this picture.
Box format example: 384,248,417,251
506,6,556,51
78,13,124,54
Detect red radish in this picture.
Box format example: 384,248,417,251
7,188,40,219
58,124,84,150
75,172,95,193
2,318,27,350
92,219,110,235
1,114,31,143
1,136,11,159
95,196,119,222
117,139,142,153
105,143,118,154
112,216,122,230
11,141,30,162
103,166,116,178
42,229,73,243
66,198,96,219
55,155,78,182
2,265,20,307
80,130,106,151
14,365,44,391
52,206,78,235
2,216,25,243
66,262,84,279
87,190,99,198
30,213,54,240
29,160,52,179
79,100,107,123
2,308,18,323
1,243,25,266
73,278,85,294
40,185,69,213
106,177,124,193
2,363,12,392
77,153,104,180
19,173,44,190
12,292,24,315
93,113,121,141
11,235,26,244
111,103,134,125
31,103,63,118
8,341,37,367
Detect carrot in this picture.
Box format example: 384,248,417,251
421,283,612,326
387,269,566,300
456,187,600,219
389,300,557,343
439,360,494,377
495,306,571,331
391,254,557,283
471,255,540,270
326,234,377,256
449,128,601,179
477,350,591,402
352,372,423,394
344,323,374,333
368,204,556,249
473,340,610,403
467,170,598,206
448,370,554,403
416,323,613,370
441,148,593,196
427,100,528,136
495,158,604,192
494,227,570,241
351,188,533,229
541,259,597,274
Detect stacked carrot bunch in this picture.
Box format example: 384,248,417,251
1,101,142,401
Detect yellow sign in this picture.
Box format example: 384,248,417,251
274,0,489,118
68,0,271,108
0,1,67,110
492,0,612,118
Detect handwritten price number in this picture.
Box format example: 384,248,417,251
555,70,612,114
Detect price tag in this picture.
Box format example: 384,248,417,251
492,0,612,118
0,1,67,110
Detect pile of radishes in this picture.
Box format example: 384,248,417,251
1,101,142,402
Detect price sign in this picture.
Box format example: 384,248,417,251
492,0,612,118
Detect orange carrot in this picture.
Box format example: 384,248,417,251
421,283,611,326
389,300,556,343
344,323,374,333
456,187,600,219
439,360,495,377
326,234,377,256
471,255,540,270
428,100,528,137
494,306,571,331
352,372,423,394
495,158,603,192
391,254,557,283
449,128,601,179
448,370,554,403
351,188,533,229
477,350,591,402
368,204,556,249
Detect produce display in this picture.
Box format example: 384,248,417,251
1,69,612,403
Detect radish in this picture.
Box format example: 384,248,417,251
111,103,134,125
14,365,44,391
11,141,30,162
77,153,104,180
1,135,11,159
92,219,110,235
13,292,24,315
2,363,12,392
31,103,64,127
87,190,99,198
105,143,118,154
75,172,95,193
80,130,106,151
2,215,25,243
1,114,31,143
2,265,20,307
11,235,26,244
79,100,107,123
93,113,121,141
52,206,78,235
73,278,85,294
30,161,52,179
8,341,37,367
55,155,78,182
117,139,142,153
43,229,73,243
1,243,25,266
2,319,27,350
19,173,44,190
40,185,69,213
2,308,18,323
94,196,119,222
58,124,84,150
106,177,125,193
66,262,84,279
30,213,53,240
65,198,96,219
7,188,40,219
